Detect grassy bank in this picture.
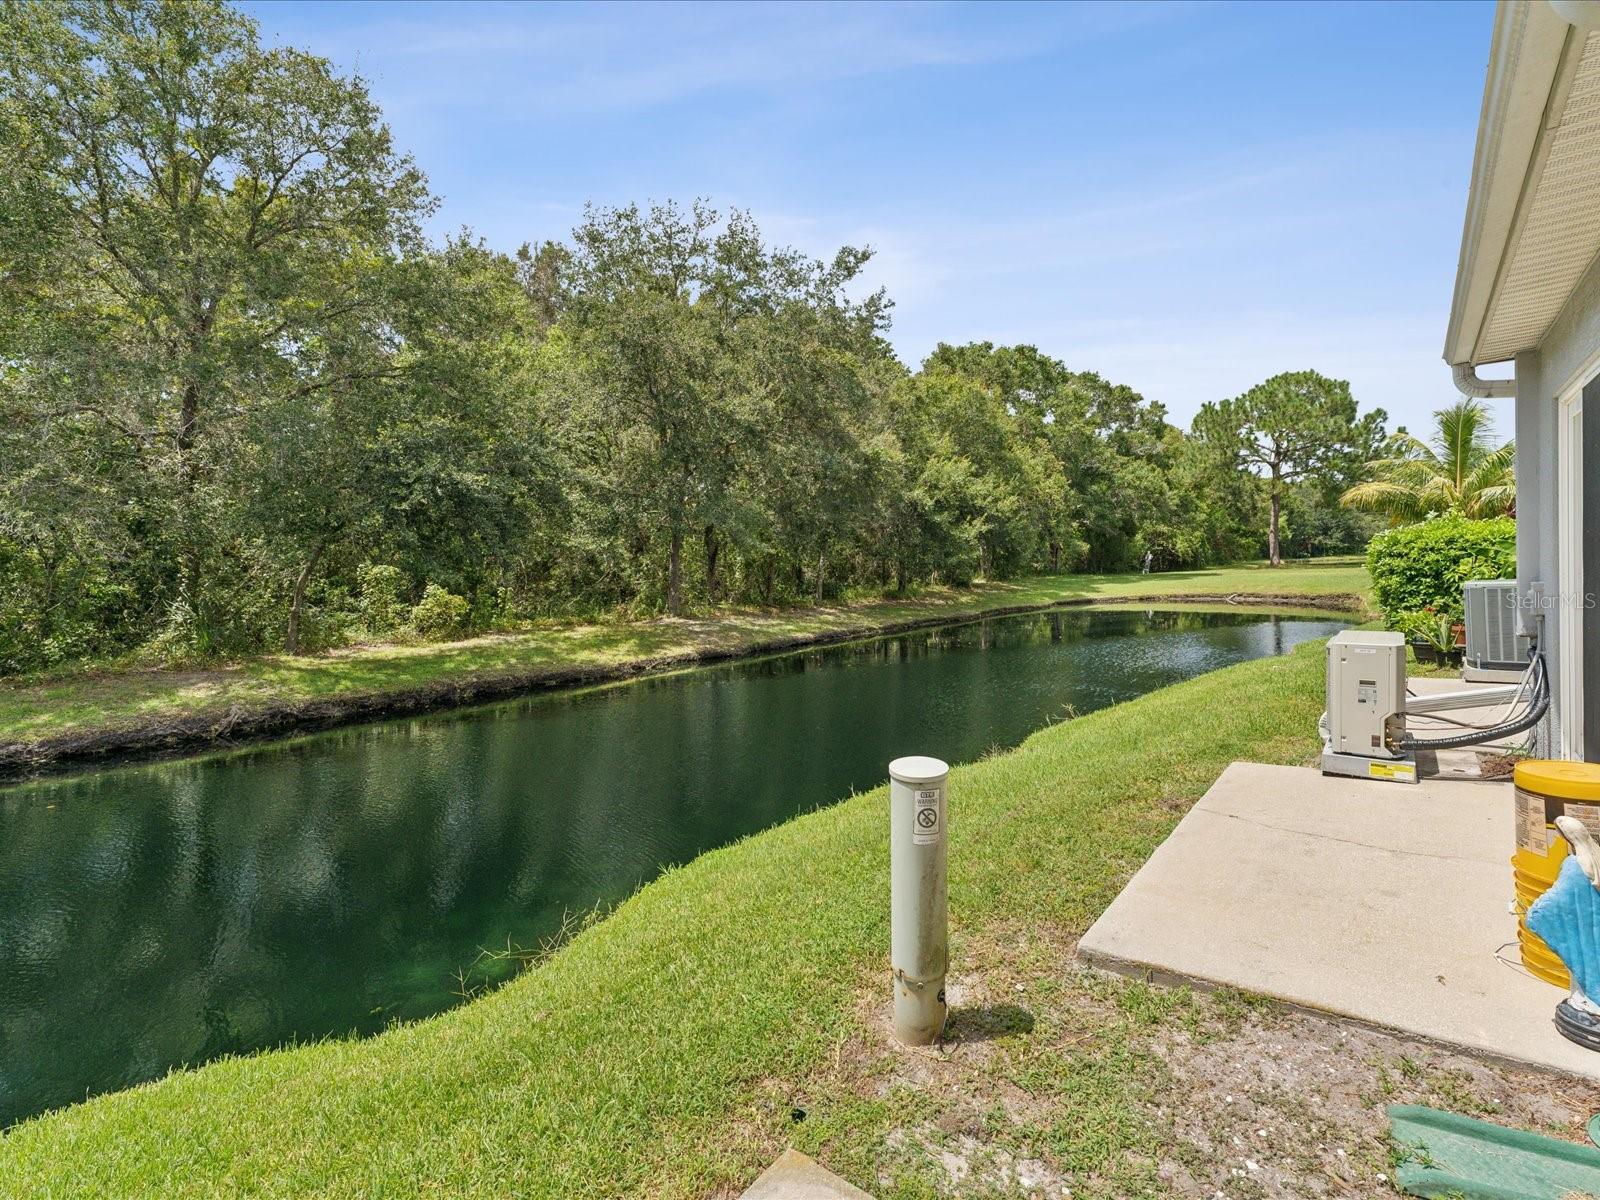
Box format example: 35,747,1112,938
0,633,1461,1199
0,558,1368,768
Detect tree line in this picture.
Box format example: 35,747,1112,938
0,0,1388,675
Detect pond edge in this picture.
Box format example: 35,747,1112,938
0,591,1364,782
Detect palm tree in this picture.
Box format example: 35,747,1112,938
1340,398,1515,521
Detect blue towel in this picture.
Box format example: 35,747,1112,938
1528,856,1600,1001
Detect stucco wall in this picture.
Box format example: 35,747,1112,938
1538,242,1600,404
1513,245,1600,757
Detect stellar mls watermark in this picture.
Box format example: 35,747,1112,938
1509,589,1597,612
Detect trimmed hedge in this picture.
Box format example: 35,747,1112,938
1366,515,1516,622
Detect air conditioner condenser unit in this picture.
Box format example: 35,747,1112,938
1463,579,1531,683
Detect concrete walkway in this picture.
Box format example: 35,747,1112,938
1079,761,1600,1081
740,1149,874,1199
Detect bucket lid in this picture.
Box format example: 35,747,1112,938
1515,759,1600,801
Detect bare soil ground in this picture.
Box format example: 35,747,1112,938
710,921,1600,1199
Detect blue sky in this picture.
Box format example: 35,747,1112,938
246,0,1500,437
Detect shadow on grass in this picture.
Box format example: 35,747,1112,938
944,1003,1036,1044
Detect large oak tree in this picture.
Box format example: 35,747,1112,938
1,0,431,643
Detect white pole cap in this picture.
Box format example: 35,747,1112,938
888,756,950,785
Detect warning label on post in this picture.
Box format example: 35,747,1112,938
912,788,943,845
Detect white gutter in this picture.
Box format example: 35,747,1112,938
1442,2,1573,367
1452,361,1516,399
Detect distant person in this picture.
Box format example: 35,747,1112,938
1141,550,1153,575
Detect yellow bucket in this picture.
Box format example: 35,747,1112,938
1512,760,1600,988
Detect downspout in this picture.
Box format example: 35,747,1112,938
1452,361,1516,399
1451,359,1547,746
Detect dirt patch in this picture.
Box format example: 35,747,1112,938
1479,752,1522,780
707,920,1600,1199
1147,1004,1597,1198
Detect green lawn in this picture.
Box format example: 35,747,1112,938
0,636,1351,1198
0,558,1369,751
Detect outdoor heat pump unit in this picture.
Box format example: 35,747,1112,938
1321,631,1417,782
1319,626,1550,785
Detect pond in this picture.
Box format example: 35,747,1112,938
0,606,1346,1125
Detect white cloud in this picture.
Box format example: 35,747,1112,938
289,2,1165,118
732,130,1464,435
1027,311,1460,433
250,1,1476,439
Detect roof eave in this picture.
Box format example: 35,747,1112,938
1444,1,1573,367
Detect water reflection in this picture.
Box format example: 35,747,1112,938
0,608,1344,1124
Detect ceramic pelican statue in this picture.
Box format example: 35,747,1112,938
1527,815,1600,1050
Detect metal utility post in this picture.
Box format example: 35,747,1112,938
888,755,949,1045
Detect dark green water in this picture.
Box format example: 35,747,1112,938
0,607,1344,1125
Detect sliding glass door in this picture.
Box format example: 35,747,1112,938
1587,377,1599,762
1562,377,1594,761
1561,385,1587,761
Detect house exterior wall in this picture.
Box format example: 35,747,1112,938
1512,348,1564,755
1513,245,1600,759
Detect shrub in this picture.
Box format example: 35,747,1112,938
409,583,471,642
0,540,143,674
356,564,407,636
1366,515,1515,623
140,599,205,668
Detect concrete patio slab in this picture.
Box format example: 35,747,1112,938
1079,760,1600,1081
740,1149,874,1200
